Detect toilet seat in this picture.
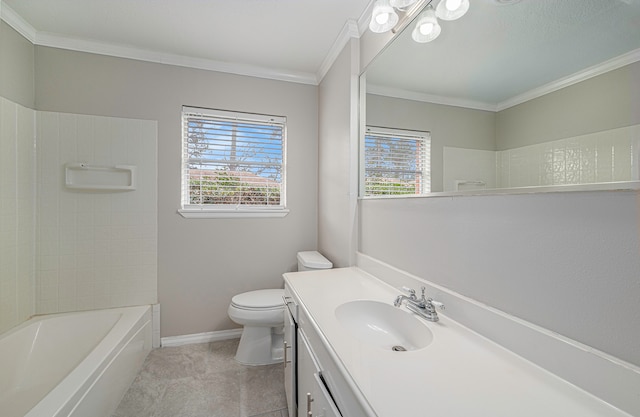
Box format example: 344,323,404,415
228,289,285,328
228,289,286,365
231,289,284,310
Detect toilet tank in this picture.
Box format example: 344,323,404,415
297,251,332,271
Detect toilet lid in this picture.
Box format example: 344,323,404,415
231,289,284,309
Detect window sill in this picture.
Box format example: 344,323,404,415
178,208,290,219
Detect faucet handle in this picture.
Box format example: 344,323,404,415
401,286,417,299
429,299,445,310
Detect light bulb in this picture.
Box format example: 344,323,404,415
446,0,462,11
436,0,469,20
420,23,434,35
376,13,390,25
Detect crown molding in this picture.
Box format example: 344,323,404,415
317,19,361,83
0,0,317,86
496,48,640,111
367,48,640,113
0,1,37,43
34,31,317,85
6,0,637,97
367,84,498,112
314,0,377,83
0,0,373,87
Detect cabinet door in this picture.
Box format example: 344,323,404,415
310,372,342,417
284,307,296,417
297,329,341,417
297,329,316,417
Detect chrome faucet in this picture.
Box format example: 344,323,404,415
394,286,445,322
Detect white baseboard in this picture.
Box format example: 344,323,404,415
161,328,243,348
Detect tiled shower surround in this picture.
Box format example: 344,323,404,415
444,124,640,191
36,111,158,314
498,124,640,188
0,97,35,333
0,94,158,332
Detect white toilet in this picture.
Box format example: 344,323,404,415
228,251,332,365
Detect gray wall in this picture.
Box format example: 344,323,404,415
0,20,34,108
359,191,640,367
366,95,496,192
34,47,319,337
496,61,640,150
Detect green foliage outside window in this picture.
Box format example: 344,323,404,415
189,173,281,205
364,178,417,196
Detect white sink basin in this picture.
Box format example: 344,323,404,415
335,300,433,351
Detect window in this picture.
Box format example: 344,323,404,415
363,126,430,196
180,106,287,218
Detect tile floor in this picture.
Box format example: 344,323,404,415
112,338,288,417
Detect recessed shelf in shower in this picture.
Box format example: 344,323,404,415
64,162,137,191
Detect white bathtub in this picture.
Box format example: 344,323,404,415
0,305,152,417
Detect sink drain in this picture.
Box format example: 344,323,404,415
391,345,407,352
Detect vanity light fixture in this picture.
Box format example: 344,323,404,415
369,0,400,33
412,5,441,43
369,0,469,43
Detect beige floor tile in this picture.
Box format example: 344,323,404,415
112,339,288,417
238,364,287,416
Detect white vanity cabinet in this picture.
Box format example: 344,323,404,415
285,280,372,417
283,268,636,417
283,294,297,417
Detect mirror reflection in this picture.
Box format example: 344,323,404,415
362,0,640,194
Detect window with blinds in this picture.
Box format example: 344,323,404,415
181,107,286,213
364,126,430,196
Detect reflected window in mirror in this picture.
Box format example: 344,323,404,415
364,126,431,197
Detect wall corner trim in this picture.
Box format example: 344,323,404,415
0,1,37,43
317,19,361,84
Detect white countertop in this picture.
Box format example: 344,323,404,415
284,267,631,417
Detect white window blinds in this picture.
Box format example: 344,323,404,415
364,126,431,196
182,107,286,209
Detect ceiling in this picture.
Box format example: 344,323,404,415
2,0,640,106
365,0,640,110
1,0,372,83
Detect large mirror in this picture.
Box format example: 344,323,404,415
361,0,640,195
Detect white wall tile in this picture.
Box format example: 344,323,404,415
35,112,158,314
490,124,640,189
59,113,77,162
76,115,94,162
92,117,111,166
0,97,36,334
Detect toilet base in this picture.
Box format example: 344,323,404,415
234,325,284,366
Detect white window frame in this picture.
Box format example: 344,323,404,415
179,106,288,218
362,126,431,198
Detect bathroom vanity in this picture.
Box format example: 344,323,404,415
283,267,637,417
